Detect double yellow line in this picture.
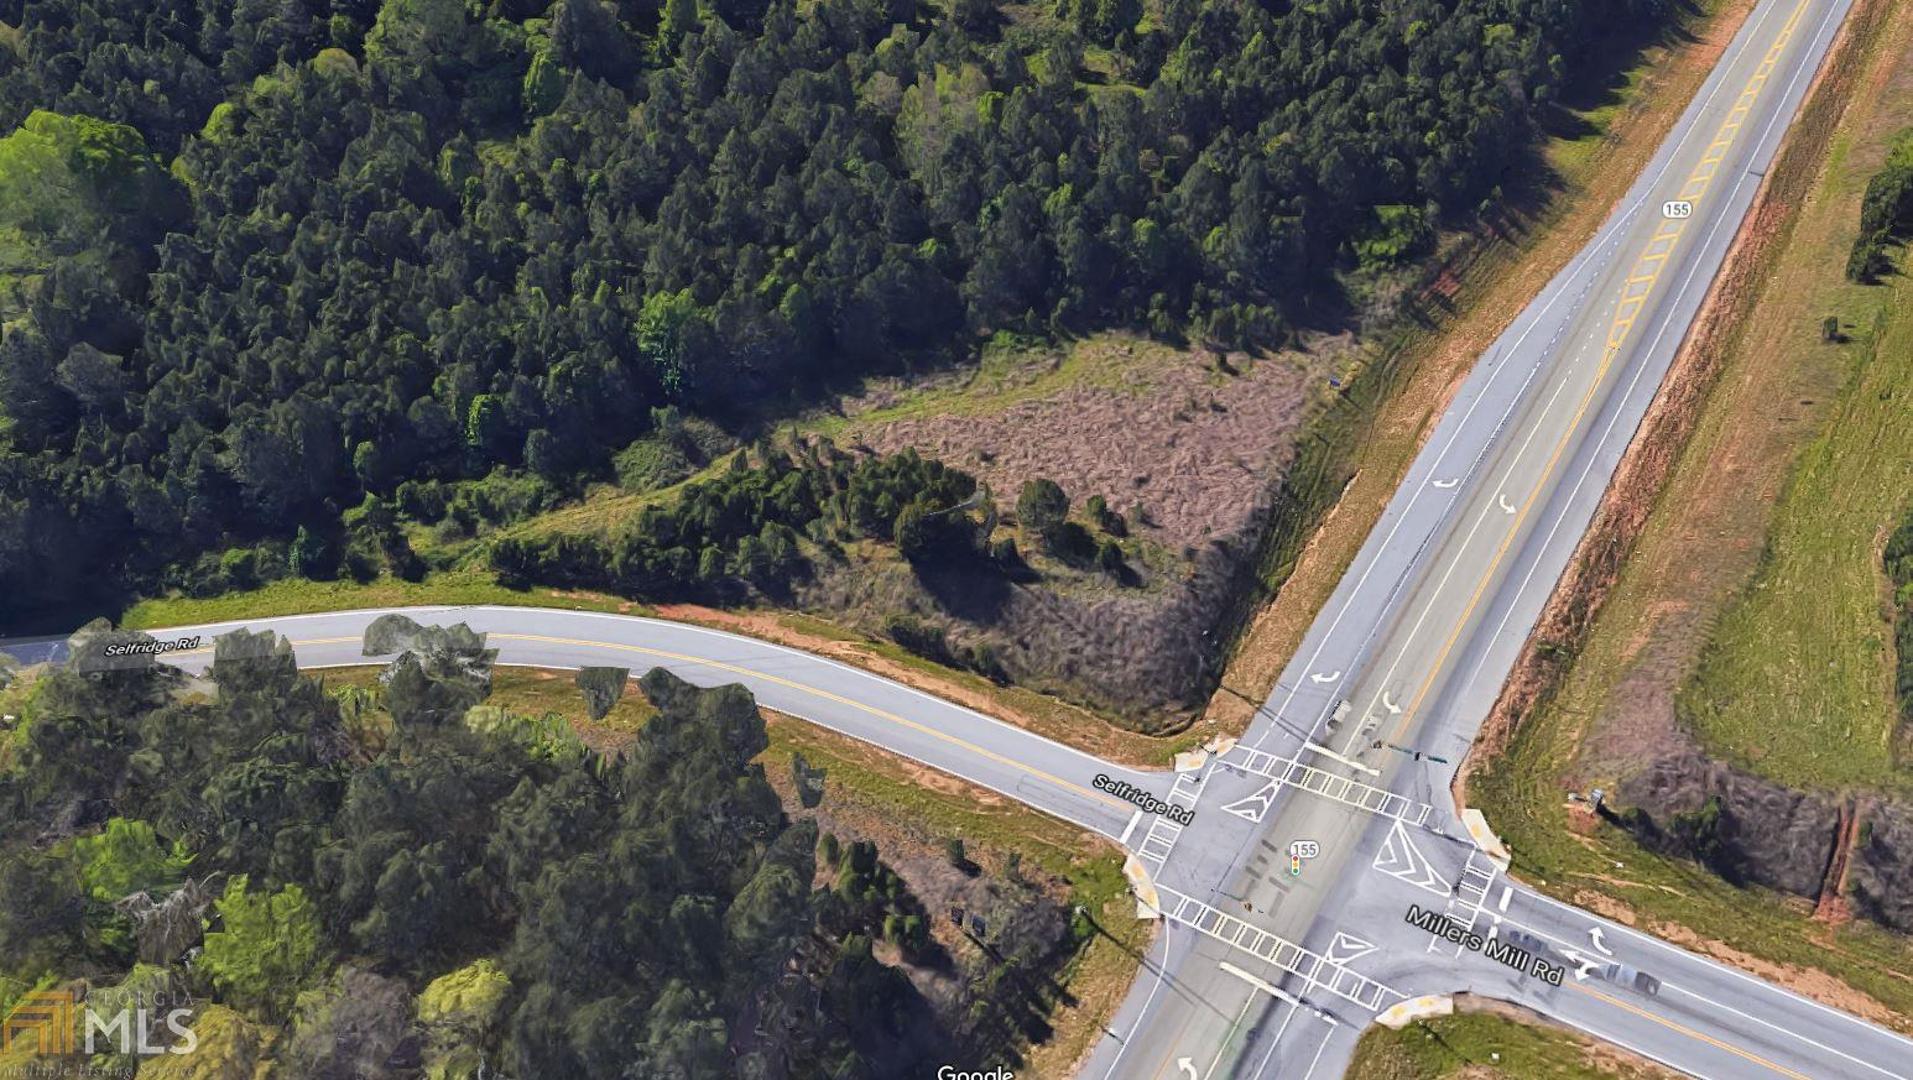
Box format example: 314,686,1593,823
1571,984,1812,1080
1388,0,1814,746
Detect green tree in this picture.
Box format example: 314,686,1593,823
0,851,84,975
893,500,931,561
574,667,630,722
289,526,332,580
71,818,191,903
636,289,706,397
1016,478,1069,545
465,394,508,454
200,877,328,1020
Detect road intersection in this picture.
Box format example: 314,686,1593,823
11,0,1911,1073
1086,0,1912,1073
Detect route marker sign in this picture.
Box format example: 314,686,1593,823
1288,839,1320,877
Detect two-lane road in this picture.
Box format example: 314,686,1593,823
18,605,1161,845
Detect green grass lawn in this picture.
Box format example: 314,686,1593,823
118,569,648,631
1347,1008,1671,1080
1676,280,1913,792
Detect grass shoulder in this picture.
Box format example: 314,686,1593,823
1348,1000,1678,1080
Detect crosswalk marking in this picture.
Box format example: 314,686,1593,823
1133,770,1206,869
1219,746,1435,828
1155,884,1398,1013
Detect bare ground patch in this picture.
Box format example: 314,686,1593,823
847,336,1339,552
802,334,1351,729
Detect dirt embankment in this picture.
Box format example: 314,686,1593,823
1616,753,1843,898
1461,0,1912,929
1850,799,1913,931
822,336,1349,731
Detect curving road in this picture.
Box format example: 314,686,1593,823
65,605,1161,847
8,0,1908,1074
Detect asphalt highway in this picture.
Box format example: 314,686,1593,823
1084,0,1913,1075
9,0,1908,1073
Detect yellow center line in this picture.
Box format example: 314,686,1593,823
1569,984,1812,1080
1386,0,1812,745
157,630,1137,813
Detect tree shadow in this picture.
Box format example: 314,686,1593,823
912,558,1016,624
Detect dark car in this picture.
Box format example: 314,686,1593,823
1597,961,1662,997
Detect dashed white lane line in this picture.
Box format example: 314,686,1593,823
1283,0,1800,760
1201,994,1258,1080
1245,999,1302,1080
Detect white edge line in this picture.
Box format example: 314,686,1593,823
1297,1023,1336,1080
155,604,1166,784
1520,889,1913,1052
1099,925,1179,1080
1248,0,1790,757
1491,901,1911,1079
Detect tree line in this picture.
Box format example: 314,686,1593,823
490,442,999,598
0,0,1669,620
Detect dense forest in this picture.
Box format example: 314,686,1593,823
0,621,1083,1075
0,0,1667,620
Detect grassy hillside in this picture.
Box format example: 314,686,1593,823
1348,1005,1677,1080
